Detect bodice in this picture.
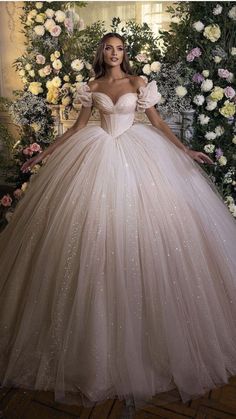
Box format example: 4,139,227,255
76,80,161,137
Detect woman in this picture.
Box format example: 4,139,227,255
0,32,236,413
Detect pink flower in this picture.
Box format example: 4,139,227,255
224,86,236,99
50,25,62,37
23,147,34,156
43,65,52,75
187,47,202,62
135,53,149,63
13,189,23,199
36,54,46,65
0,194,12,207
64,17,73,32
30,142,42,152
218,68,230,79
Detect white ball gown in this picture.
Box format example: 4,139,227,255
0,81,236,411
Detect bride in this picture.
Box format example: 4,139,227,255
0,32,236,412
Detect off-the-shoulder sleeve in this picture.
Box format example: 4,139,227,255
136,80,161,112
74,83,93,107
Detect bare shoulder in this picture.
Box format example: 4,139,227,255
87,79,100,92
129,75,147,90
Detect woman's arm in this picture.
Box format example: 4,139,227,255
145,107,214,165
21,105,92,173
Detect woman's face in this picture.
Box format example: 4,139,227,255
103,37,124,68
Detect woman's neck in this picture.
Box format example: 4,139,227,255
103,66,126,82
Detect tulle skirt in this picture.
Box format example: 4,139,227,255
0,122,236,409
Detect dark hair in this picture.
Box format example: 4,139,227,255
93,32,133,79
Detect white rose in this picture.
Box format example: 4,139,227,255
25,63,32,71
63,75,70,82
71,59,84,72
218,156,227,166
35,13,45,24
231,47,236,56
198,114,210,125
226,72,234,83
205,131,217,141
29,9,37,17
215,126,224,137
193,95,205,106
35,2,43,9
201,79,213,92
51,76,62,87
232,135,236,144
19,69,25,76
204,144,215,153
175,85,187,97
38,69,46,78
213,4,222,15
142,64,151,75
214,56,222,63
52,59,62,70
202,70,209,77
228,5,236,20
76,74,84,82
55,10,66,23
22,77,28,84
45,8,54,18
44,18,56,31
34,25,45,36
29,70,35,77
192,21,204,32
150,61,161,72
54,50,61,58
206,100,217,111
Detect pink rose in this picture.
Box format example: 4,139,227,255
218,68,230,79
224,86,236,99
36,54,46,65
23,147,34,156
1,194,12,207
43,65,52,75
30,142,42,152
135,53,148,63
64,17,73,32
50,25,62,37
13,189,23,199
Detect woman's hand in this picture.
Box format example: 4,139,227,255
20,153,45,173
185,149,214,165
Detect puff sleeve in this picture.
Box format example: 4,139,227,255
136,80,161,112
74,83,93,107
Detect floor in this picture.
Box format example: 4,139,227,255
1,376,236,418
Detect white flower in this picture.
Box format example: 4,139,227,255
135,53,148,63
175,85,187,97
201,79,213,92
213,4,222,15
228,6,236,20
204,144,215,153
129,60,134,67
29,9,37,17
214,56,222,63
63,75,70,82
193,95,205,106
45,8,54,18
205,131,217,141
150,61,161,72
62,96,71,106
29,70,35,77
71,59,84,72
231,47,236,56
34,25,45,36
202,70,209,77
52,59,62,70
206,100,217,111
54,50,61,58
51,76,62,87
76,74,84,82
218,156,227,166
192,21,204,32
19,69,25,76
85,62,92,70
25,63,32,71
232,135,236,144
226,72,234,83
215,126,224,137
35,2,43,9
44,19,56,31
55,10,66,23
198,114,210,125
35,13,45,24
142,64,151,75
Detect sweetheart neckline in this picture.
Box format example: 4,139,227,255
92,91,137,106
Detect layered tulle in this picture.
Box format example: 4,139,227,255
0,118,236,409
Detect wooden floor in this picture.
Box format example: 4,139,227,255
1,376,236,419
